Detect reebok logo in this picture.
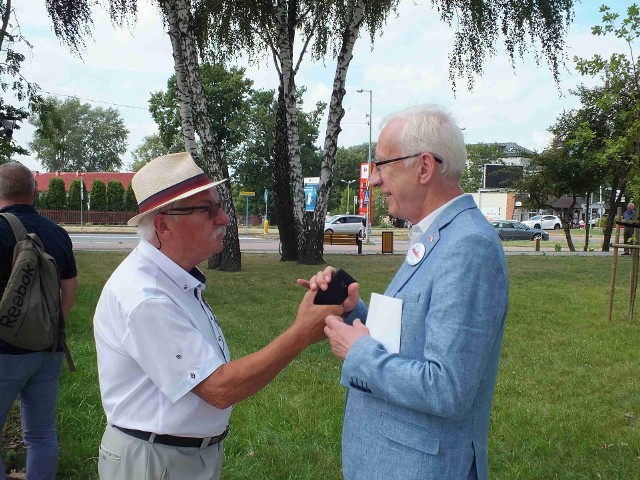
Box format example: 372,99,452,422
0,264,35,328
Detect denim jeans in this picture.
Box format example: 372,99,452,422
0,352,64,480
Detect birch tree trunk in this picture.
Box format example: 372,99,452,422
163,3,197,156
301,0,368,263
274,0,307,260
163,0,241,271
273,85,298,261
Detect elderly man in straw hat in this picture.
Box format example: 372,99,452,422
93,152,341,480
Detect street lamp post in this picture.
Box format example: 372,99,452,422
80,175,84,226
342,179,355,214
356,89,372,238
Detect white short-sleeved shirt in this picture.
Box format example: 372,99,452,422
93,240,231,437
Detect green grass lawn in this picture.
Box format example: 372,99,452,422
3,252,640,479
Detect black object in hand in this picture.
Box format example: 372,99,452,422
313,269,357,305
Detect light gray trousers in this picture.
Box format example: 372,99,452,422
98,424,223,480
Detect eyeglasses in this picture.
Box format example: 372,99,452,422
373,152,443,171
160,202,222,219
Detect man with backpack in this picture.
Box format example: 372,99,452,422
0,162,78,480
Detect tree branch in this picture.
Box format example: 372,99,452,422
294,5,320,74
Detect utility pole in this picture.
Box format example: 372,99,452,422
357,88,372,238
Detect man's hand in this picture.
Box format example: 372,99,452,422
294,289,343,346
297,266,361,313
324,316,370,360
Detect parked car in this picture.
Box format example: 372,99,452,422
522,214,562,230
579,217,602,229
491,220,550,241
324,214,367,238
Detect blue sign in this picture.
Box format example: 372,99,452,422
304,184,318,212
363,189,370,204
264,189,269,203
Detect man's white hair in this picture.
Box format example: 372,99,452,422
380,104,467,180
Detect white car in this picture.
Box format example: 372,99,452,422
324,214,367,238
522,215,562,230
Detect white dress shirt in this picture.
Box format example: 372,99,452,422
94,240,231,437
409,194,469,247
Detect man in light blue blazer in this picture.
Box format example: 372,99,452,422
308,105,508,479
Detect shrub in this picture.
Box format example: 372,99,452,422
67,179,88,211
125,183,137,212
106,180,125,211
90,180,107,211
47,177,67,210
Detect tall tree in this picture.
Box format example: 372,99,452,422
159,0,241,271
124,182,137,212
574,3,640,251
201,0,576,263
148,63,254,161
129,133,175,171
201,0,401,263
0,0,41,162
29,97,128,172
107,180,125,211
67,178,87,211
519,109,603,252
90,179,107,211
329,143,371,213
46,177,66,210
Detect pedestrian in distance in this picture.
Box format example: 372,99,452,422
0,162,78,480
300,104,509,480
622,202,637,255
93,152,341,480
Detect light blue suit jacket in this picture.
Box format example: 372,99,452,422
341,195,508,480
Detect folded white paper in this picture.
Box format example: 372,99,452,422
366,293,403,354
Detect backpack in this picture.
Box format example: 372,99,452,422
0,213,75,371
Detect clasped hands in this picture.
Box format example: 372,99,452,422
297,267,370,360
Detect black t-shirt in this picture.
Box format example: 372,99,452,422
0,204,77,354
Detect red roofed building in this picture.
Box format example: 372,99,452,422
33,171,135,191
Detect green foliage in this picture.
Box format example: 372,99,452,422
44,1,137,55
106,180,125,211
371,187,389,226
229,87,324,217
46,177,67,210
441,0,575,90
129,133,168,171
329,143,372,212
28,97,129,172
0,2,41,162
520,109,603,209
90,180,107,211
67,179,88,210
149,64,253,158
565,4,640,243
124,183,137,212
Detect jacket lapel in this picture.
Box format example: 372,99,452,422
385,194,478,297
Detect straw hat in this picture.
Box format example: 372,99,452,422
127,152,226,226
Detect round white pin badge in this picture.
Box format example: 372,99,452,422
406,242,426,265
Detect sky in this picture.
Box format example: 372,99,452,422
10,0,629,172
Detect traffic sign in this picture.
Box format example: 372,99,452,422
240,191,255,196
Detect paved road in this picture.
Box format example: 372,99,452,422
70,233,614,256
